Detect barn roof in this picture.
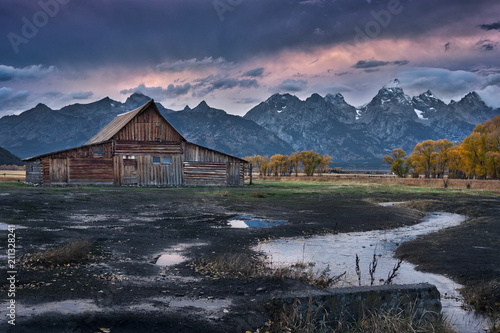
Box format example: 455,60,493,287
85,99,186,145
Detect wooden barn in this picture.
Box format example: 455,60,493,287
24,100,247,186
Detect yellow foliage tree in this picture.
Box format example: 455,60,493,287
410,140,437,178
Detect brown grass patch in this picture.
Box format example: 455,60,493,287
461,279,500,332
190,253,344,289
265,296,455,333
252,175,500,193
0,170,25,182
22,240,93,268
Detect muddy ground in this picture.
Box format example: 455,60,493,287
0,181,499,332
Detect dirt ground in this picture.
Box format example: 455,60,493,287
0,181,499,332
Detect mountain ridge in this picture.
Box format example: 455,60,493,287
0,88,497,169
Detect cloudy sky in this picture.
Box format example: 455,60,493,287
1,0,500,117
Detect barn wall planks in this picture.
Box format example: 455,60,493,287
25,160,42,184
69,158,113,184
115,107,182,143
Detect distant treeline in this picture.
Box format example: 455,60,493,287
385,114,500,179
244,151,332,176
0,164,25,171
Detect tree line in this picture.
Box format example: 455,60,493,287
384,114,500,179
244,151,332,176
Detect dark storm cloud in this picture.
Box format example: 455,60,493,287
156,57,233,73
1,0,497,69
353,59,408,68
242,68,265,78
191,75,259,96
0,65,55,81
121,83,192,99
71,91,94,100
475,40,497,52
478,21,500,31
273,79,308,92
0,87,30,111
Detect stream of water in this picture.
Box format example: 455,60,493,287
254,209,489,332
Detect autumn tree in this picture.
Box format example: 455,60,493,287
409,140,437,178
269,154,290,176
289,152,301,177
434,139,454,178
317,154,332,175
299,150,322,176
383,148,409,178
252,155,269,176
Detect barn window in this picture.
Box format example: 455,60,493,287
153,157,161,164
163,157,171,164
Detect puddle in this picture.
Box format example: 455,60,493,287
255,211,489,333
0,299,99,318
154,242,207,266
226,215,287,228
0,222,26,230
378,201,406,207
155,253,187,266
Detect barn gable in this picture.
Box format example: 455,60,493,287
86,99,185,145
24,99,248,187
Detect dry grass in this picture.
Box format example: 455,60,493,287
0,170,25,182
265,297,455,333
461,279,500,333
22,240,93,268
190,253,344,289
251,175,500,193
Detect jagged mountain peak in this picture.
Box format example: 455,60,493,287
461,91,484,104
325,93,346,104
33,103,52,111
265,93,295,103
195,100,210,110
306,93,324,103
371,85,412,107
125,92,152,107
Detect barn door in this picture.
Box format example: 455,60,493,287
50,159,68,183
123,157,138,185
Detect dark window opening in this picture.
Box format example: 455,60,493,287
153,157,161,164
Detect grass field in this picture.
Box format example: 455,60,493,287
250,174,500,194
0,170,25,182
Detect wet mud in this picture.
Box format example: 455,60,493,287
0,184,498,332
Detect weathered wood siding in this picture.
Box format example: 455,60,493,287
69,158,113,184
115,106,182,143
25,160,42,184
38,142,114,185
183,142,246,186
114,142,182,155
184,162,227,186
114,154,183,186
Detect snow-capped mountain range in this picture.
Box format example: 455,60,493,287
0,85,498,169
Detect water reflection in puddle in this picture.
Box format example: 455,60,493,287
255,211,488,333
0,222,26,230
227,215,287,228
155,253,187,266
154,242,207,266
